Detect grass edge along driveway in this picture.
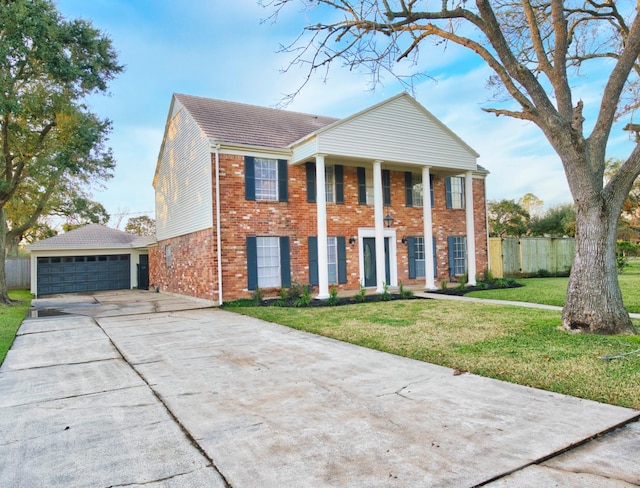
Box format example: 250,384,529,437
0,290,32,365
229,299,640,410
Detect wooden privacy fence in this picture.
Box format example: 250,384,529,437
6,257,30,289
489,237,575,278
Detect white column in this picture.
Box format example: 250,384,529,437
422,166,436,290
316,155,329,298
373,161,386,292
465,171,477,285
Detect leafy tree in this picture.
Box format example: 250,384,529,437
488,199,530,237
265,0,640,334
0,0,122,303
125,215,156,236
530,203,576,237
519,193,543,218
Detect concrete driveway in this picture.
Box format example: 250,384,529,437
1,290,638,487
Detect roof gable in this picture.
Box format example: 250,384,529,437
26,224,154,251
289,93,479,169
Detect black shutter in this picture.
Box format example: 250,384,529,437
335,165,344,204
445,177,452,209
447,236,456,276
383,169,391,205
306,162,316,203
430,174,435,207
357,167,366,204
245,156,255,201
308,236,318,286
246,236,257,290
278,159,288,202
405,172,413,207
337,236,347,284
408,236,416,279
433,236,437,277
280,236,291,287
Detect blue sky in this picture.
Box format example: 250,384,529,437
53,0,636,227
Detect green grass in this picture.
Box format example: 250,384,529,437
0,290,32,365
466,260,640,313
228,300,640,409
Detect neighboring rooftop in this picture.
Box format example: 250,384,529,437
174,93,339,149
26,224,155,251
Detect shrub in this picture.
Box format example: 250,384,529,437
295,284,312,307
354,283,367,303
251,288,264,305
399,281,413,298
380,282,391,301
440,280,448,290
483,268,495,284
287,282,304,300
536,269,551,278
327,285,339,306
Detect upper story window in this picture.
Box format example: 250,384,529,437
245,156,288,203
446,176,465,209
358,167,391,205
405,172,435,208
255,158,278,201
325,166,335,203
305,163,344,204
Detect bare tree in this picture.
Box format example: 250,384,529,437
263,0,639,334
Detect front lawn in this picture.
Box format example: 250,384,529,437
229,299,640,409
466,260,640,313
0,290,32,365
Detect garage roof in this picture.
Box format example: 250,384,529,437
26,224,155,251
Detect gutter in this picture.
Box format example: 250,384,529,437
214,144,223,305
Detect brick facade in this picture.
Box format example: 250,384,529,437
151,153,488,303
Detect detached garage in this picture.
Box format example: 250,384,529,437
26,224,154,297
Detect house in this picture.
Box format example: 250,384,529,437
26,224,153,296
151,92,489,304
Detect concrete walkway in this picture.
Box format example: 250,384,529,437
1,290,638,487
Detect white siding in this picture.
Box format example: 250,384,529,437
291,138,319,165
155,105,213,240
312,96,477,170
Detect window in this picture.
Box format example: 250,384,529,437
327,237,338,284
325,166,335,203
247,236,290,290
165,245,171,267
411,173,424,207
308,236,347,285
358,168,390,205
254,158,278,201
256,237,281,288
446,176,465,209
245,156,288,202
413,237,425,278
305,163,344,204
448,236,467,276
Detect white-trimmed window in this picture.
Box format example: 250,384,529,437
257,237,281,287
447,176,465,209
165,245,171,267
412,174,423,207
325,166,335,203
365,168,375,205
414,237,425,278
255,158,278,201
450,236,467,276
327,237,338,284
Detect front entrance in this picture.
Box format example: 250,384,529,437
362,237,391,287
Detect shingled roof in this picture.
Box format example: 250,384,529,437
174,93,340,149
26,224,154,251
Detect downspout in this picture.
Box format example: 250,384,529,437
214,144,223,305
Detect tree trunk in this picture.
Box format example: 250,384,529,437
0,208,12,305
563,200,636,334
